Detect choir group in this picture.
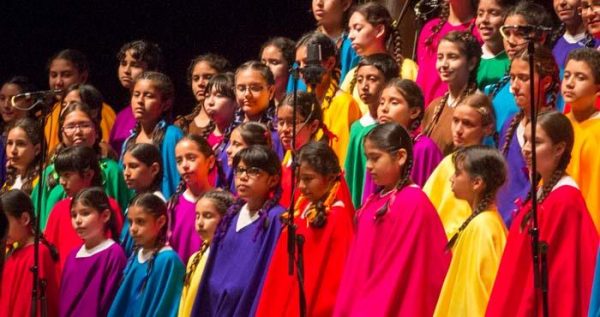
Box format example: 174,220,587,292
2,0,600,316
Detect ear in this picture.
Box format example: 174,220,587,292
150,162,161,179
541,75,553,92
83,169,95,183
409,107,421,121
341,0,352,11
19,212,31,227
207,155,216,171
157,214,167,229
267,85,276,101
100,208,111,224
79,71,89,84
33,143,41,156
483,122,493,137
308,119,320,135
471,176,485,194
374,23,386,41
468,56,479,73
322,56,337,72
267,174,280,190
553,141,567,162
395,148,408,169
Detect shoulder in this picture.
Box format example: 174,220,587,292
469,210,507,236
164,124,184,139
99,158,121,171
421,17,442,34
157,248,185,268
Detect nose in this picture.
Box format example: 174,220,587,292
315,0,323,8
9,143,17,154
124,65,131,75
564,75,575,88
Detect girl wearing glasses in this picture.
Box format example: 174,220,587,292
582,0,600,38
35,102,130,230
194,145,284,316
553,0,598,69
257,141,355,317
334,123,449,316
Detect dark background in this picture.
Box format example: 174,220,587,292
0,0,314,115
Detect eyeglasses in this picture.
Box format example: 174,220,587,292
234,166,263,178
236,85,265,94
276,119,307,130
579,1,600,15
63,122,94,133
499,25,538,43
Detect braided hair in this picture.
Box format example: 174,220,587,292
362,123,413,220
519,110,574,230
1,190,59,261
215,146,282,242
71,187,120,243
445,146,507,250
296,141,342,228
184,189,234,286
123,71,174,152
3,118,45,195
126,193,168,292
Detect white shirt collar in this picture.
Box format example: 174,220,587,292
76,239,115,258
359,113,377,126
137,246,172,263
563,31,587,44
236,203,260,232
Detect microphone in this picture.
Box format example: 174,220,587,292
500,24,553,42
10,89,62,110
301,42,326,87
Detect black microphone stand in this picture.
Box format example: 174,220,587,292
526,40,549,317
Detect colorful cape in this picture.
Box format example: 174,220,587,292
486,178,598,316
434,209,507,317
108,247,184,317
169,192,202,264
109,105,136,158
344,114,376,208
333,185,450,316
178,247,209,317
256,180,355,317
59,240,126,317
192,204,284,316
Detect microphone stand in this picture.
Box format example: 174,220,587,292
526,40,549,317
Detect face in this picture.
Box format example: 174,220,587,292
581,0,600,37
509,59,544,110
118,49,147,89
5,213,31,245
175,139,214,188
348,12,384,56
436,40,472,86
226,129,247,166
276,105,318,150
131,79,164,123
356,65,386,113
62,89,81,108
364,138,407,192
123,152,159,192
297,161,335,202
450,160,477,202
522,122,565,180
61,110,97,147
235,69,273,118
70,201,109,243
377,86,419,129
49,58,87,91
562,59,600,111
261,45,289,93
0,83,28,122
191,61,218,103
476,0,505,44
59,170,94,197
6,127,39,174
195,198,222,241
502,14,529,60
451,104,490,147
205,87,236,126
127,205,166,249
312,0,349,28
234,161,278,201
554,0,581,25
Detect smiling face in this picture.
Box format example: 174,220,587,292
562,59,600,111
0,83,28,123
436,40,471,86
194,197,223,241
554,0,582,26
347,11,384,56
582,0,600,37
118,49,147,89
6,127,39,175
476,0,505,44
235,69,273,119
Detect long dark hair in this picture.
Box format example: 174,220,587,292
3,118,45,195
54,145,103,189
124,143,163,193
71,187,120,243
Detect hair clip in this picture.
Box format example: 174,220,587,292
392,20,399,29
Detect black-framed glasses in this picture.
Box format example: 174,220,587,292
63,122,94,133
234,166,263,178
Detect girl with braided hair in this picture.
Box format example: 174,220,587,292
553,0,599,69
2,118,43,195
295,31,360,165
0,190,60,317
334,123,449,317
345,53,399,208
424,92,496,239
485,2,556,133
341,2,418,115
203,72,237,150
175,53,231,136
178,189,233,317
121,71,184,198
168,135,218,264
434,146,508,317
194,145,284,316
416,0,480,106
59,188,126,317
487,110,598,317
496,46,559,225
421,30,482,156
108,193,184,317
475,0,517,89
257,141,354,317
